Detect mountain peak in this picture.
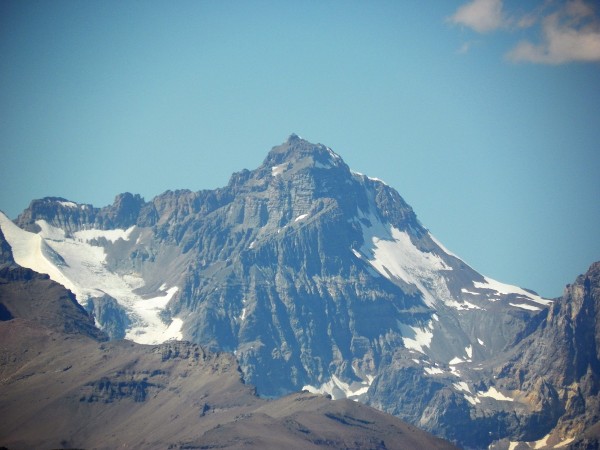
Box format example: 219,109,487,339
287,132,302,142
264,135,347,175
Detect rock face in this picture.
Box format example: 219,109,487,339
0,228,14,267
85,293,130,340
0,134,595,448
15,193,157,234
487,262,600,449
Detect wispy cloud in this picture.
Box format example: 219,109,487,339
507,0,600,64
448,0,506,33
457,40,481,55
449,0,600,64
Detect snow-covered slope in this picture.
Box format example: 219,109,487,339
0,212,182,344
358,209,548,309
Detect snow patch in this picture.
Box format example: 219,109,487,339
533,434,550,449
400,322,434,354
424,367,444,375
59,201,78,208
449,356,465,365
555,437,575,448
272,164,286,176
294,213,309,222
36,220,66,241
325,146,342,163
461,288,481,295
446,299,482,310
509,302,542,311
0,214,77,292
138,286,179,311
162,318,184,341
478,386,513,402
121,286,180,344
453,382,471,393
477,338,485,346
509,434,574,449
351,171,389,186
465,345,473,359
474,277,551,306
73,226,135,243
464,394,480,405
367,176,389,185
359,213,452,307
314,161,332,169
449,365,462,377
302,374,373,401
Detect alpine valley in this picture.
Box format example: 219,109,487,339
1,135,598,449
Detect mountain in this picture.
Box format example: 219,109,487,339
0,134,595,448
488,261,600,449
0,245,456,450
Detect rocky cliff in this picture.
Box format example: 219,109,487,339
487,261,600,449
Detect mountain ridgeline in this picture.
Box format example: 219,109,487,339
1,134,597,449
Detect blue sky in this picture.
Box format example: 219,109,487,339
1,0,599,298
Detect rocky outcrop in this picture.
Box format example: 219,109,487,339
0,228,14,267
86,293,130,340
102,192,156,228
15,196,99,233
369,262,600,449
14,193,157,234
489,262,600,447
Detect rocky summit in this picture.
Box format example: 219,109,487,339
0,135,597,448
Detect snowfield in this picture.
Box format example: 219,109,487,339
302,373,373,401
357,209,452,307
0,212,182,345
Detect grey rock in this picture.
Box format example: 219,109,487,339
0,227,15,267
86,294,130,340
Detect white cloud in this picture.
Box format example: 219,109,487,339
507,1,600,64
449,0,600,64
448,0,506,33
